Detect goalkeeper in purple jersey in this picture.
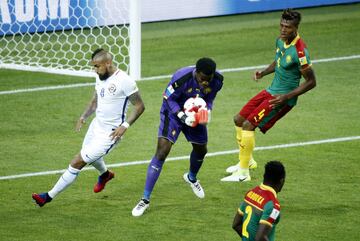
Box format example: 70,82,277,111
223,9,316,182
132,57,223,217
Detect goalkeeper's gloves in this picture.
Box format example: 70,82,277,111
196,109,211,125
177,111,197,127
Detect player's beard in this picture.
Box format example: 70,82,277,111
98,71,110,80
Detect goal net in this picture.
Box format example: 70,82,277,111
0,0,141,79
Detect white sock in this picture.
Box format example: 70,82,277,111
91,157,107,175
48,165,80,198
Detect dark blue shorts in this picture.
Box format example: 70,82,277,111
158,110,208,144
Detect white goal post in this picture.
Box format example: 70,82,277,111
0,0,141,80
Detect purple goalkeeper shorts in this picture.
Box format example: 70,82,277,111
158,110,208,144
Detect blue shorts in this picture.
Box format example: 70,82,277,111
158,110,208,144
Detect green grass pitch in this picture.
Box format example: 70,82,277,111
0,4,360,241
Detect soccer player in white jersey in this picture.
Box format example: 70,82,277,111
32,48,145,207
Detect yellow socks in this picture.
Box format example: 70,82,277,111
235,126,243,150
235,126,256,169
239,130,255,169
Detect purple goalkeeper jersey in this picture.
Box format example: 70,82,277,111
162,66,223,114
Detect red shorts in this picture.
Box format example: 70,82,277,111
239,90,293,133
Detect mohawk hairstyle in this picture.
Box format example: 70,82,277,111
91,48,113,62
282,9,301,27
91,48,105,60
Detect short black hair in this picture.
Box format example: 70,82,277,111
263,160,286,184
196,57,216,75
282,9,301,27
92,48,105,60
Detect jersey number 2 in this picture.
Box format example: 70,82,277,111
242,205,252,238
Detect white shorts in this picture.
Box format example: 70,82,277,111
80,118,120,164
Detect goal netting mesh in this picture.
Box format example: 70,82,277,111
0,0,132,77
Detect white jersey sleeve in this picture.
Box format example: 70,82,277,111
120,72,139,97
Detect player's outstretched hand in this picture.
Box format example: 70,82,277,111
75,117,86,132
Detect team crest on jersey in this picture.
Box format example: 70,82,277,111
172,130,176,136
108,83,116,95
286,55,292,63
187,88,192,93
100,88,105,97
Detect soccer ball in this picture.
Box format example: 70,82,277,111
183,96,207,117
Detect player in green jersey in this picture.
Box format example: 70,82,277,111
232,161,286,241
222,9,316,182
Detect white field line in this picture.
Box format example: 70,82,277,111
1,136,359,181
0,82,94,95
1,54,359,95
